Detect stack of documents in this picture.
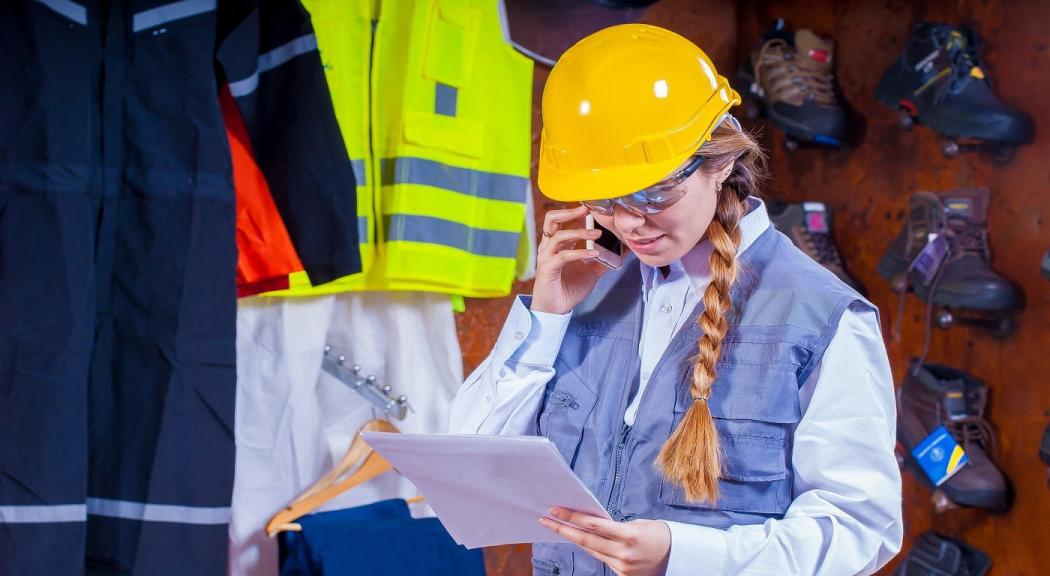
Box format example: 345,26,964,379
361,432,611,549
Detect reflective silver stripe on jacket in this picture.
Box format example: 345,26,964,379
34,0,87,25
132,0,215,32
86,498,231,525
229,34,319,97
0,504,87,524
386,215,519,259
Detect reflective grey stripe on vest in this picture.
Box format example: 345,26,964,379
229,34,319,97
435,83,458,117
132,0,215,32
351,158,367,186
358,216,369,241
386,215,519,259
380,157,528,204
34,0,87,25
0,504,87,524
86,498,230,525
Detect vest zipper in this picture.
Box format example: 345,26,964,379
605,423,631,516
602,423,632,576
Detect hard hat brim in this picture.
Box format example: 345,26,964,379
538,149,694,203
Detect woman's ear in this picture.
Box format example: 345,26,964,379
717,161,735,188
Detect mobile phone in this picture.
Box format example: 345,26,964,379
585,214,623,270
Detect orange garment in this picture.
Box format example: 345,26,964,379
221,87,304,297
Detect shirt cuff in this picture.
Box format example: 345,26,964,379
507,296,571,367
489,296,571,368
663,520,728,576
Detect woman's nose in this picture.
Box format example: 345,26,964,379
611,203,646,233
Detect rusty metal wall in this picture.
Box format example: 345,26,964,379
464,1,1050,573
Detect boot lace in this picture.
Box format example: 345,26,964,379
944,416,999,459
799,228,844,267
755,38,836,106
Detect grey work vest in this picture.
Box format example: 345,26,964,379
531,226,874,576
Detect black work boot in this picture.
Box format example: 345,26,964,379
875,21,1034,148
894,531,991,576
1040,423,1050,488
878,188,1017,312
896,360,1010,511
738,19,848,148
768,201,862,292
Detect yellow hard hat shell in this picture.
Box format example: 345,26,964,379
538,24,740,202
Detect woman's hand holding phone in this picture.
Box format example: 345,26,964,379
531,206,611,315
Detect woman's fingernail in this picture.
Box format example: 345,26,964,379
588,250,599,256
549,508,562,518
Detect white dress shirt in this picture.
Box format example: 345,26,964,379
449,199,903,575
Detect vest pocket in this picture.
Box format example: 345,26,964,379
658,419,791,515
537,377,598,468
659,358,799,515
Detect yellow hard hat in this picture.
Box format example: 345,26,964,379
538,24,740,202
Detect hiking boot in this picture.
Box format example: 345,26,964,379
768,201,862,292
894,531,991,576
878,188,1017,312
739,19,848,148
896,360,1010,511
876,21,1033,161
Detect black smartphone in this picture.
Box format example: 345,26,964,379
585,214,623,270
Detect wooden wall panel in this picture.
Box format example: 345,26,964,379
460,0,1049,573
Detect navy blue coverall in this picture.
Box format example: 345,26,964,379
0,1,359,573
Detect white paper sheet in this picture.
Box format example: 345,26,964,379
360,432,612,549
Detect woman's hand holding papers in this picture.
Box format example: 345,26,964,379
538,507,671,576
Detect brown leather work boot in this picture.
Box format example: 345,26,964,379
896,360,1010,512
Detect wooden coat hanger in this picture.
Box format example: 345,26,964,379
266,418,420,537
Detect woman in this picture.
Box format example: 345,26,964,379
449,24,902,576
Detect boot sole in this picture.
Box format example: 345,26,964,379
910,280,1018,311
875,70,1032,145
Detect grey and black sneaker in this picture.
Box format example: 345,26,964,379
768,200,862,292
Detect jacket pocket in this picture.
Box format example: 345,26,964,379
537,374,598,469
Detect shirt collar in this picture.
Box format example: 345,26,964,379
640,196,770,297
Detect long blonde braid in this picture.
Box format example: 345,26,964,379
656,122,766,503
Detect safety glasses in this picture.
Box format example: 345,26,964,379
580,155,705,216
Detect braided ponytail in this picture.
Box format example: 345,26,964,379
656,121,766,503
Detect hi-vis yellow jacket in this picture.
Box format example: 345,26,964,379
271,0,533,298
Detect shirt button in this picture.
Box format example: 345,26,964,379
513,331,524,340
484,394,493,403
660,304,673,314
642,371,651,382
